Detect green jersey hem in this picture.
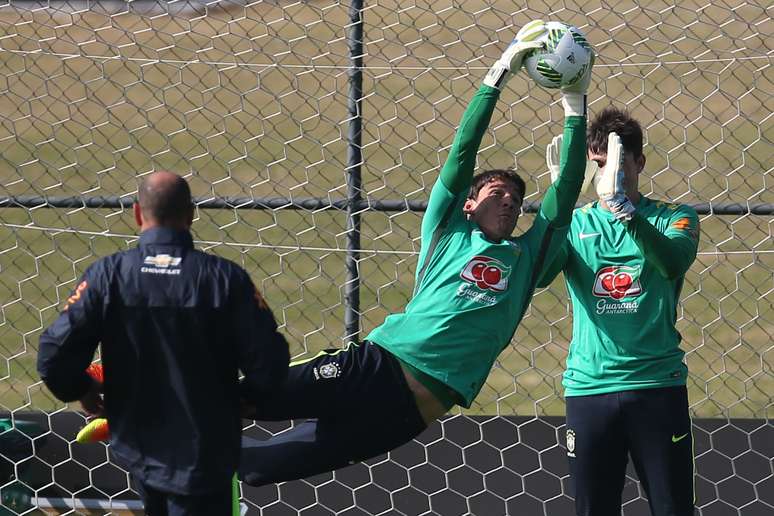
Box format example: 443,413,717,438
564,376,687,397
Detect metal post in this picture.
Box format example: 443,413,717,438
344,0,364,344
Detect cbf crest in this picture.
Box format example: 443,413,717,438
566,429,576,457
314,362,341,380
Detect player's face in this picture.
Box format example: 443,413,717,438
464,179,523,241
588,148,646,199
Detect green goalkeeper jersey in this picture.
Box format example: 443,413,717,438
367,85,587,408
538,197,700,396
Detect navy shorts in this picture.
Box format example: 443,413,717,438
240,341,427,485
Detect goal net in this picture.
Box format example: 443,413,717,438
0,1,770,514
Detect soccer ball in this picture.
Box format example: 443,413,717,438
524,22,592,89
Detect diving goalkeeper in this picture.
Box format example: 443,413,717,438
239,20,595,486
538,107,700,516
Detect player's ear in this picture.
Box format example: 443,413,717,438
185,202,194,227
133,202,143,228
635,153,645,174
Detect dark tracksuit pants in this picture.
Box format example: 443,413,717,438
565,386,695,516
134,481,232,516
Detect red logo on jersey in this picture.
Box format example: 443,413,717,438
460,255,511,291
592,265,642,300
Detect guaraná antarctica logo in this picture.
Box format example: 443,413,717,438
592,265,642,300
460,255,511,292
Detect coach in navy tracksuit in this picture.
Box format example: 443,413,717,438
38,171,289,516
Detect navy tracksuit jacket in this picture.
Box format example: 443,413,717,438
37,227,289,494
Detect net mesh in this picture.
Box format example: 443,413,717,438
0,1,771,514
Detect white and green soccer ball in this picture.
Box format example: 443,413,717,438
524,22,592,89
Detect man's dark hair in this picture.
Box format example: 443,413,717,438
468,169,526,202
588,106,644,157
137,173,193,224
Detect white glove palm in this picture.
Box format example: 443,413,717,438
562,52,595,95
484,20,547,90
560,52,595,117
595,132,635,222
546,134,598,192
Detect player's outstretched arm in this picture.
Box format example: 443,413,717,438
537,51,595,228
438,21,547,195
537,127,599,288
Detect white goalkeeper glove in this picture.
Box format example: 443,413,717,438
546,134,598,192
595,132,636,222
560,51,595,117
483,20,547,90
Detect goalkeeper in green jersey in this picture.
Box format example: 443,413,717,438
239,20,594,486
538,107,700,516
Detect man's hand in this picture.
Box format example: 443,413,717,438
484,20,547,90
560,51,595,117
546,134,598,190
79,378,104,418
76,363,108,442
596,132,636,222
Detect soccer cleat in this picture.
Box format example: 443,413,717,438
76,418,110,443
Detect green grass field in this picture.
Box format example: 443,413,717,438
0,1,771,419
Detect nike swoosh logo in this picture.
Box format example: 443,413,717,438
672,433,689,443
578,232,601,239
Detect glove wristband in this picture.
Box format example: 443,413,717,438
483,64,510,90
605,196,636,223
561,93,587,117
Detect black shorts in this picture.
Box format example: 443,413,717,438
565,386,694,516
240,341,427,485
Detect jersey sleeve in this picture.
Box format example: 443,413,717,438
232,269,290,398
522,115,586,273
37,263,105,402
626,203,700,279
421,85,501,244
535,237,570,288
421,178,465,246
